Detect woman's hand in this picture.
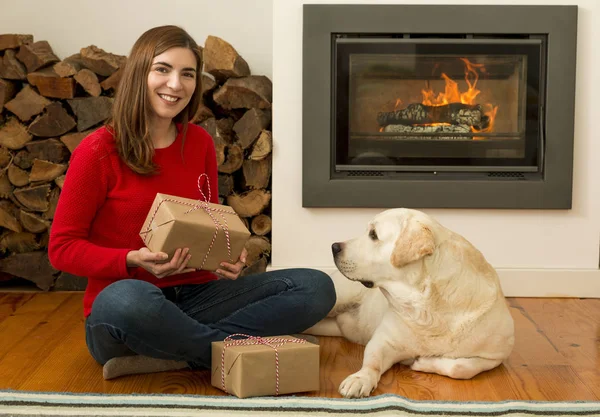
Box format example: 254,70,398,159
127,247,194,279
215,248,248,280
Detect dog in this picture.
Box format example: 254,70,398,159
304,208,515,398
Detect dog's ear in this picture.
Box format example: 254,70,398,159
390,221,435,268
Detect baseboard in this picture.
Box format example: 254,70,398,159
267,266,600,298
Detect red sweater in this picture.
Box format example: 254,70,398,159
48,124,219,317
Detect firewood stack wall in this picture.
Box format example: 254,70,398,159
0,34,272,291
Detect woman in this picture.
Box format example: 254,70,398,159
48,25,336,380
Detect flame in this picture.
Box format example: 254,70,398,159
419,58,497,133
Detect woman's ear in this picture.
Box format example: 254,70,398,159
390,221,435,268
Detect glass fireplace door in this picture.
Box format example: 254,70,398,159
334,37,545,174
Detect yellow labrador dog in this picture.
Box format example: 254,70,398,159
304,208,514,398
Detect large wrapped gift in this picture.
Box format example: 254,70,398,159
139,193,250,271
211,334,320,398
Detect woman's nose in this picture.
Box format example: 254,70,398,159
166,74,182,90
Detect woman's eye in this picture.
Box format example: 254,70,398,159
369,229,378,240
155,67,168,73
183,72,196,79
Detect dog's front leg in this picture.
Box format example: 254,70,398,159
339,328,409,398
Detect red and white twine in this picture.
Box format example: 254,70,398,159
220,334,306,396
139,174,233,269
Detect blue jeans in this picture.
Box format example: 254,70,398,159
85,268,336,369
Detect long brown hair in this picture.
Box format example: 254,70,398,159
109,25,203,175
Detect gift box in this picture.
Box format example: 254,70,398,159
211,335,320,398
139,193,251,271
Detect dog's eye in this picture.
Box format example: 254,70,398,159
369,229,378,240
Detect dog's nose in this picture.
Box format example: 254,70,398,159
332,242,342,255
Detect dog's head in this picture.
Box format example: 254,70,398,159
332,208,437,288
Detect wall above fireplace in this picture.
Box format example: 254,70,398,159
302,4,577,209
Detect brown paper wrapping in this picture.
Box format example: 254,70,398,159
211,336,320,398
139,193,251,271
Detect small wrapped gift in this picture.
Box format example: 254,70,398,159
211,334,320,398
139,191,250,271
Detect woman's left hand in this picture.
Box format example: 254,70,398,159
215,248,248,280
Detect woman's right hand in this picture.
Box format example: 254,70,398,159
126,247,194,279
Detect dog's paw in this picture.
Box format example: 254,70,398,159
338,371,377,398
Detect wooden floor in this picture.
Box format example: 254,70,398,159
0,292,598,401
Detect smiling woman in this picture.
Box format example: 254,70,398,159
47,25,336,383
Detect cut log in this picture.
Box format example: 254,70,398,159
14,149,33,169
0,174,13,199
0,251,58,291
233,109,271,149
191,104,215,125
7,164,29,187
0,79,18,112
201,73,217,97
4,84,52,122
227,189,271,217
29,159,68,182
0,50,27,80
0,118,32,149
0,232,39,253
26,138,70,163
203,35,250,83
55,175,66,189
251,214,272,236
19,210,50,233
74,68,101,97
53,53,84,77
199,117,234,146
16,41,60,72
0,206,22,233
383,124,472,140
218,174,235,197
240,256,267,277
80,45,126,76
377,103,486,128
53,272,87,291
28,102,77,137
218,144,243,174
100,67,123,93
242,157,271,189
0,147,12,169
42,187,60,220
67,96,113,131
213,76,272,110
249,130,272,161
243,235,271,267
214,143,225,167
27,68,76,99
60,130,91,153
13,183,50,212
0,34,33,51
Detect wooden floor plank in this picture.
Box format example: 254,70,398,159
0,294,85,390
0,292,598,401
0,292,72,364
0,293,36,324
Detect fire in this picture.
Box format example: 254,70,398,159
420,58,498,133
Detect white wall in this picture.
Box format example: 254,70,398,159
0,0,273,79
272,0,600,296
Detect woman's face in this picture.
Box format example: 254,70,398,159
147,47,197,124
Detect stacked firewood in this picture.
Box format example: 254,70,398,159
0,34,272,290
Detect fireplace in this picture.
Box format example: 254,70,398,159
302,5,577,209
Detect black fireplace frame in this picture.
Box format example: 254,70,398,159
302,5,577,209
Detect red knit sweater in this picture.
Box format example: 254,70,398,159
48,124,219,317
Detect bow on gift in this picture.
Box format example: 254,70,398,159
140,174,235,270
220,334,307,396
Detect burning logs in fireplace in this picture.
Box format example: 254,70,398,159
377,103,490,138
0,33,272,290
